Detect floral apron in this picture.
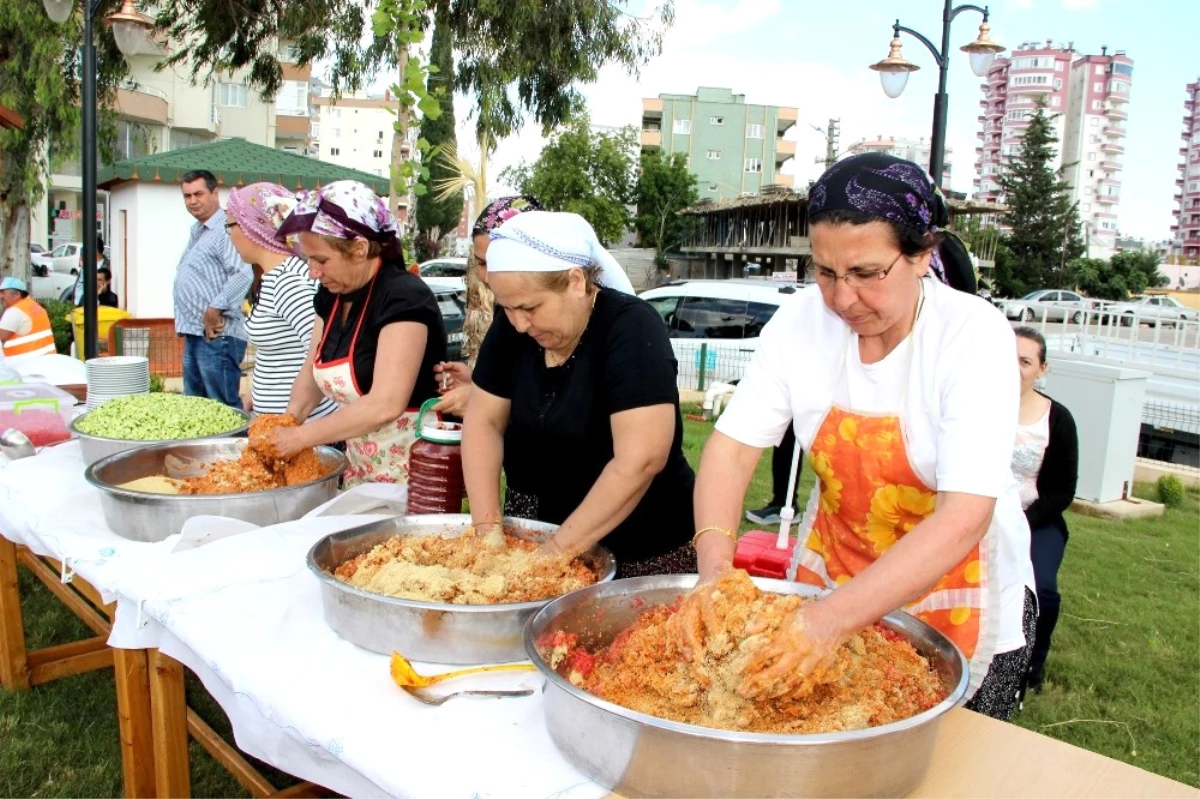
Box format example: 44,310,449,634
312,275,419,488
789,294,996,691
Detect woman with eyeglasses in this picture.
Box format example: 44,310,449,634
679,153,1035,722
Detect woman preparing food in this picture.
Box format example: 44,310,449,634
462,210,694,577
269,180,446,486
224,182,336,419
680,153,1036,721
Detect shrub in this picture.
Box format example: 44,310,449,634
149,373,165,393
1156,475,1185,508
41,299,74,355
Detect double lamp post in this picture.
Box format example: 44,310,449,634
41,0,152,360
869,0,1005,188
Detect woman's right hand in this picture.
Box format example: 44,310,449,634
669,559,733,663
434,361,473,393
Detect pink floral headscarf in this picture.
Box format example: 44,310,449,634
276,180,404,264
226,183,300,257
471,195,546,237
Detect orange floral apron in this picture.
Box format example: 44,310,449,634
790,305,994,686
312,274,420,488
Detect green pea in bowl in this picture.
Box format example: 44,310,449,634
70,394,250,466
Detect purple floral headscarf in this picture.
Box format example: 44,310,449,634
807,152,954,286
276,180,404,264
226,183,300,257
471,195,546,237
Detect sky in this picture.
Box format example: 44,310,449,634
434,0,1199,243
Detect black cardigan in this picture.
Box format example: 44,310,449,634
1026,395,1079,539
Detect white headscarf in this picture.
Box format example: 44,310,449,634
487,211,636,295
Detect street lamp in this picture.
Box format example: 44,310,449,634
43,0,152,360
869,1,1004,188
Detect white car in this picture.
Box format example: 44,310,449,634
1105,295,1199,327
31,270,77,302
639,279,799,388
418,257,468,292
32,242,84,274
1002,289,1091,323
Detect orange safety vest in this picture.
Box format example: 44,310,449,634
2,296,56,363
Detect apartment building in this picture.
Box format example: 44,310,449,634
275,43,313,156
1173,78,1200,264
311,89,408,222
973,41,1132,258
640,87,797,201
842,137,953,189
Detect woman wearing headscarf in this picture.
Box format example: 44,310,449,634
268,180,447,486
678,153,1035,721
224,182,336,419
462,210,694,577
433,196,636,415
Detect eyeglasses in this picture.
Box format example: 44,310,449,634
806,252,906,289
224,220,238,230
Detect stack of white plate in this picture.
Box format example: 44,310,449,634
85,356,151,411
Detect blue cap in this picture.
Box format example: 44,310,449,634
0,277,28,293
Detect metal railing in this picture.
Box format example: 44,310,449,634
670,342,755,392
1014,307,1199,372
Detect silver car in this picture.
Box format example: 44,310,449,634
1003,289,1091,323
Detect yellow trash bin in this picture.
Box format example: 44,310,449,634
69,307,133,360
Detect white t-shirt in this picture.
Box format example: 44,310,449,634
1012,409,1051,509
717,279,1034,657
0,305,33,337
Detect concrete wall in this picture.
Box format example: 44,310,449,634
109,182,198,318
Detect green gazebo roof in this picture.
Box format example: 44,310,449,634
98,138,391,195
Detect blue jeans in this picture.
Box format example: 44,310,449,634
182,334,246,409
1028,523,1067,682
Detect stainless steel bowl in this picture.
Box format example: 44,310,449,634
85,438,346,543
524,575,970,799
307,514,616,665
71,407,251,466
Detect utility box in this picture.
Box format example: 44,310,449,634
1045,358,1150,504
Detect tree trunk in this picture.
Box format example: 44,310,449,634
0,202,31,284
392,37,411,242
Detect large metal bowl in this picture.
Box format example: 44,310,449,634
85,438,346,542
307,514,616,664
524,575,970,798
71,407,251,466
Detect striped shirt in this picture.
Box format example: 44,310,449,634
246,257,336,419
173,208,253,340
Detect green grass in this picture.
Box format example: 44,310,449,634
1,415,1196,795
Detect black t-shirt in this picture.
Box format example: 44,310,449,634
313,263,446,402
472,287,695,564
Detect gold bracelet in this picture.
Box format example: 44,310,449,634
692,526,736,549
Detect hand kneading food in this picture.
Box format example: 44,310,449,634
539,569,948,734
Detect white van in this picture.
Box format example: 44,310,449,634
640,279,800,389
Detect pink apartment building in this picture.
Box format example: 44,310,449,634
1173,78,1200,264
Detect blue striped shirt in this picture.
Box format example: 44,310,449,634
173,208,253,340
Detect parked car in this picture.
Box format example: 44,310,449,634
1104,295,1199,327
30,270,77,302
429,285,467,362
639,279,799,386
418,257,468,293
1002,289,1091,323
32,241,84,274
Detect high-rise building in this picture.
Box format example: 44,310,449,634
311,89,408,222
842,136,953,189
973,41,1132,257
1172,78,1200,264
275,43,313,156
640,87,797,201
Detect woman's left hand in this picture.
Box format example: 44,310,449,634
268,425,309,460
738,602,850,700
534,536,571,561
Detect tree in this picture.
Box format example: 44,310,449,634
413,0,461,240
995,101,1085,291
500,116,637,245
635,150,697,267
1111,249,1170,289
1071,250,1169,301
0,1,127,280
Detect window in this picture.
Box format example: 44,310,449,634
378,131,385,141
276,80,308,116
372,149,383,158
1051,97,1060,108
1095,65,1105,75
706,150,722,160
1054,79,1062,90
420,261,467,279
280,43,300,63
1091,117,1100,126
672,119,691,134
1083,203,1091,212
372,168,384,177
645,296,680,328
329,147,340,156
744,302,781,338
1112,63,1134,77
331,108,341,118
332,128,341,137
744,158,762,173
674,297,749,339
1087,153,1096,161
218,83,247,108
746,123,763,139
709,116,724,125
1109,80,1130,94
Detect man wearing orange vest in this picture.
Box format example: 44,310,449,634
0,277,56,366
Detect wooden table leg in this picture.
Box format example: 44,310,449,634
150,649,191,799
0,536,30,691
113,648,156,798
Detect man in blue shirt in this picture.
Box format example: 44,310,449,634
173,169,253,408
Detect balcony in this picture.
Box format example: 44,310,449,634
276,114,310,140
1096,193,1118,205
1106,106,1128,121
1098,177,1121,188
641,98,662,119
774,138,795,164
772,173,794,188
640,130,661,149
115,84,168,126
1100,160,1122,172
1102,141,1125,155
777,107,797,133
1103,124,1126,138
